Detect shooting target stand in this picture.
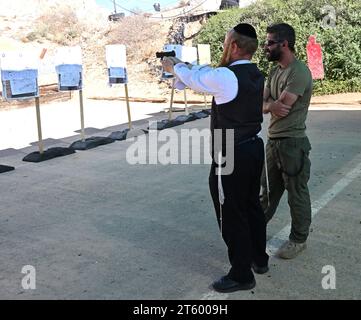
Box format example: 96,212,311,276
70,90,115,150
189,96,212,118
149,79,183,130
108,84,147,141
173,88,199,124
23,97,76,162
182,92,211,119
51,47,114,151
201,93,211,113
170,88,211,124
0,55,74,163
151,84,211,130
104,44,146,141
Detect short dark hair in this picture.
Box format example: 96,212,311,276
266,23,296,52
231,31,258,56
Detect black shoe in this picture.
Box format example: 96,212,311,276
212,276,256,293
251,263,269,274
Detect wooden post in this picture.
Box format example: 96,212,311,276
168,78,175,121
124,83,132,129
79,89,85,142
35,97,44,154
184,88,189,115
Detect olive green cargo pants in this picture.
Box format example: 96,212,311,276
260,137,312,243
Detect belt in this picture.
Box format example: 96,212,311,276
235,135,259,146
269,137,289,140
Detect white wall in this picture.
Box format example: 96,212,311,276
189,0,223,12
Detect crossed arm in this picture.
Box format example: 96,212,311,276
263,87,299,117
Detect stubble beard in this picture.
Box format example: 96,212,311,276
266,46,282,62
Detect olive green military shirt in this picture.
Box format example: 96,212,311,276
266,59,313,138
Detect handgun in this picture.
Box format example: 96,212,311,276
156,51,176,59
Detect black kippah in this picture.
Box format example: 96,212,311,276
233,23,257,39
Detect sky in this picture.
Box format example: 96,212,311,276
95,0,182,14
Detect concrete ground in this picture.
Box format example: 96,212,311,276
0,98,360,300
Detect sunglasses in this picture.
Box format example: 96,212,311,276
263,40,284,47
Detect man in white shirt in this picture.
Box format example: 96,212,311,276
162,23,268,293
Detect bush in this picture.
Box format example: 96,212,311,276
107,16,167,63
195,0,361,95
313,78,361,95
25,6,85,45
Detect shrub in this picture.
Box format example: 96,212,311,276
25,6,85,45
107,16,168,63
313,78,361,95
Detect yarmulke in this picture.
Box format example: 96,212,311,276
234,23,257,39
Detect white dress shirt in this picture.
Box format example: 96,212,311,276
173,60,252,105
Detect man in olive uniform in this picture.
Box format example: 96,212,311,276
261,23,313,259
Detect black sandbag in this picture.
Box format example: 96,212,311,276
201,109,212,115
190,111,209,119
23,147,75,163
0,165,15,173
174,114,198,123
70,137,115,150
148,119,185,131
109,128,147,141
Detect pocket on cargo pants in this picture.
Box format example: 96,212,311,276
276,137,311,178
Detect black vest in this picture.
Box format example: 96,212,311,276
211,63,264,147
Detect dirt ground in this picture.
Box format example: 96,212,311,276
310,92,361,105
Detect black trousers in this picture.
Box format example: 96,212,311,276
209,137,269,283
